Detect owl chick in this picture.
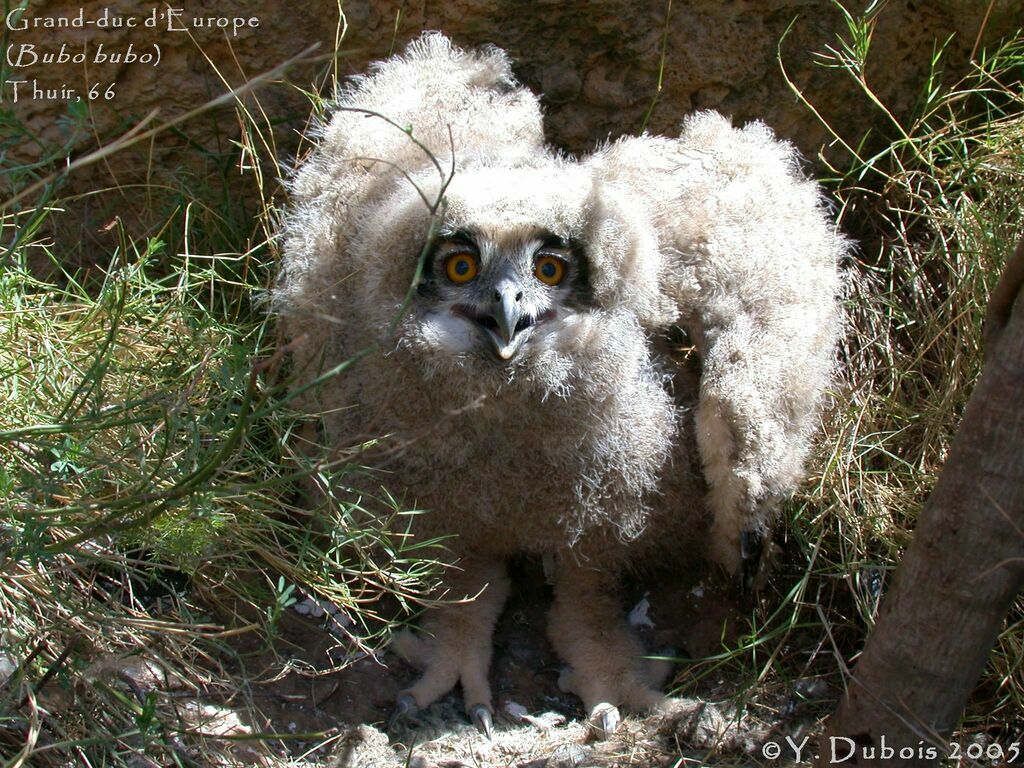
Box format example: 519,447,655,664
274,33,844,737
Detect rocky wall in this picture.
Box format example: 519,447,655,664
3,0,1020,261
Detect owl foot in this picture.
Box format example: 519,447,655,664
710,513,768,593
388,693,494,738
547,558,668,739
558,663,663,723
387,558,509,737
385,651,497,741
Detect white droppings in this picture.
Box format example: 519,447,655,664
628,594,654,629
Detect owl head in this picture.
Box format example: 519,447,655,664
327,149,674,400
274,34,682,388
373,164,592,372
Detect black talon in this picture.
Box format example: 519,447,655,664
469,704,494,739
388,693,418,731
739,528,765,598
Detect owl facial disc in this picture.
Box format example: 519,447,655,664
426,230,578,363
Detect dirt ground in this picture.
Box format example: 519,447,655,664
202,558,830,767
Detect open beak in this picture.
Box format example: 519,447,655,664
451,277,537,362
486,278,532,360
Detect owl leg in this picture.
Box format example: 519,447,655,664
389,557,509,737
546,557,664,738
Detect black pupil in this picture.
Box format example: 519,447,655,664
541,261,556,278
454,258,470,275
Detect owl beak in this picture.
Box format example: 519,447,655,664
488,278,530,360
451,277,537,361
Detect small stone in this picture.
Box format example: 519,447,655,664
0,653,18,686
334,724,397,768
503,700,528,721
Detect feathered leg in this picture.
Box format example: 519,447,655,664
390,557,509,737
546,557,664,737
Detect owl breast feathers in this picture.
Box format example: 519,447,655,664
275,33,844,733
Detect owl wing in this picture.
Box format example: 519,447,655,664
588,111,845,573
274,32,545,347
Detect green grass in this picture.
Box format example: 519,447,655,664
1,8,1023,766
0,203,444,767
0,31,446,765
810,26,1024,736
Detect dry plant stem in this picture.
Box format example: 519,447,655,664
820,236,1024,767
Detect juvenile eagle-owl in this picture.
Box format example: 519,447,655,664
275,34,843,736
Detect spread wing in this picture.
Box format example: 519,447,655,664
588,111,846,572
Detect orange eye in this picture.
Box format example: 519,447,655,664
534,255,566,286
445,253,478,284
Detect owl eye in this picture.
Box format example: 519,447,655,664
534,255,566,286
445,253,478,284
